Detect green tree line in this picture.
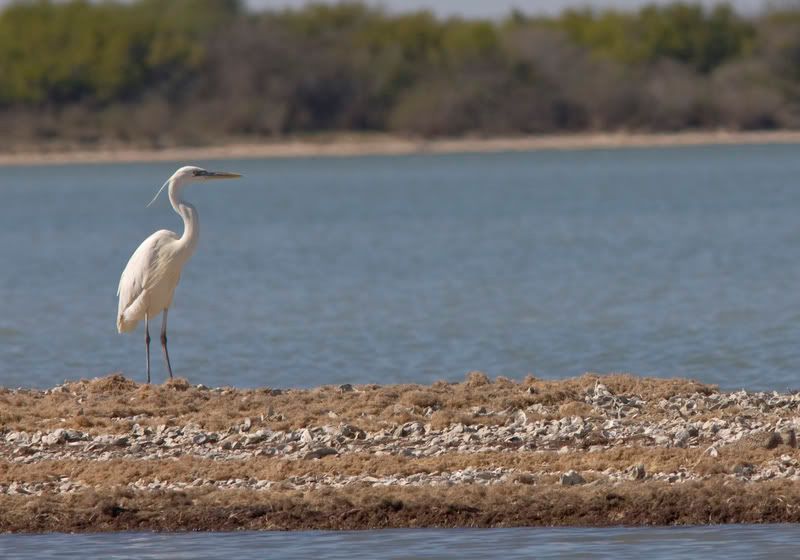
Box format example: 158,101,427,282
0,0,798,147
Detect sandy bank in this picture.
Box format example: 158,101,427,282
1,130,799,167
2,372,800,532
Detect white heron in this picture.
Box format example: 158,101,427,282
117,165,242,383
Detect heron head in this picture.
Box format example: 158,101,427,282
147,165,242,207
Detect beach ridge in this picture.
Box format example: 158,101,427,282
2,373,800,531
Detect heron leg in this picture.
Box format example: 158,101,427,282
161,309,174,379
144,314,151,384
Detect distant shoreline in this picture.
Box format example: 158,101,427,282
1,130,799,167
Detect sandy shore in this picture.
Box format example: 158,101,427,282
1,130,799,167
2,372,800,532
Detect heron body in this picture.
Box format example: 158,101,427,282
116,166,241,382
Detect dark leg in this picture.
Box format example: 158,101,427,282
144,314,151,384
161,309,174,379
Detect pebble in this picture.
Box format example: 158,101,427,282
628,463,646,480
303,447,338,460
560,470,585,486
764,432,783,449
780,428,797,448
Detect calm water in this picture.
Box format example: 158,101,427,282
1,525,799,558
1,144,800,390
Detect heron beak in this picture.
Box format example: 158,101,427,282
205,171,242,179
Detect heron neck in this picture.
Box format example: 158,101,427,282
169,182,199,253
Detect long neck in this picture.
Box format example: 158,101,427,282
168,180,199,254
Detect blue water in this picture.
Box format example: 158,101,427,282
2,144,800,390
1,525,799,559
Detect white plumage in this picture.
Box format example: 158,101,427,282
117,165,241,382
117,229,182,333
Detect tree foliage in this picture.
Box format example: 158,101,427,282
0,0,798,146
552,3,754,72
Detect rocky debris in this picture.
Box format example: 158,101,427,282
0,467,521,496
560,470,585,486
339,424,366,440
627,463,646,480
394,422,425,438
8,377,800,531
740,454,800,482
765,432,783,449
585,383,645,418
4,382,800,499
3,391,800,465
658,389,800,417
733,462,756,477
303,446,338,460
6,456,800,497
88,435,128,449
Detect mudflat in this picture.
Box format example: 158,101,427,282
2,372,800,532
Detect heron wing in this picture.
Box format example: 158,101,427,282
117,230,179,331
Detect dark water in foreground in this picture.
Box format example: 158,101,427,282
1,525,799,559
2,144,800,390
